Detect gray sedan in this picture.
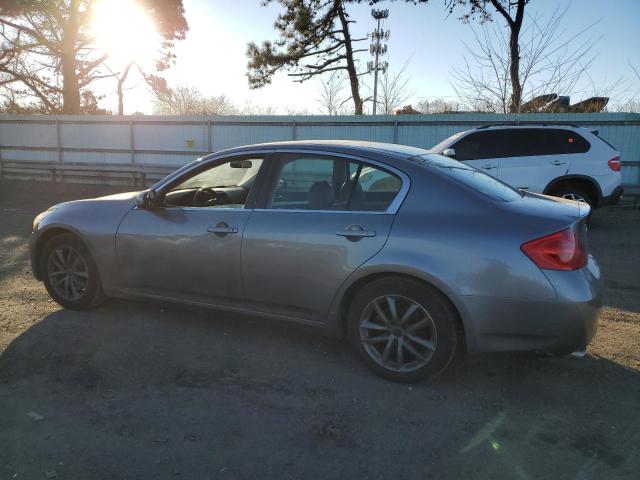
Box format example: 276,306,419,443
30,141,602,382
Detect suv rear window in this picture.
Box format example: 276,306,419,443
452,128,590,160
414,154,522,202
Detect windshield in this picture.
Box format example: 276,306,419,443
413,154,522,202
174,159,263,190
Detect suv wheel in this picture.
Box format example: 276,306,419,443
551,185,595,209
347,277,460,382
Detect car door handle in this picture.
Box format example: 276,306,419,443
207,223,238,235
336,226,376,240
550,160,567,166
482,164,497,170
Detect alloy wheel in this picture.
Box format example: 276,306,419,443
46,246,89,301
359,295,438,373
561,192,587,203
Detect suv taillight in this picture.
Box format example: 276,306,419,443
521,228,586,271
608,156,621,171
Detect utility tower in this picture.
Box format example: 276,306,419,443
368,9,389,115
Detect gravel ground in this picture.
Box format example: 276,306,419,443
0,180,639,480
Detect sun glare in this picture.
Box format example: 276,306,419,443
91,0,159,66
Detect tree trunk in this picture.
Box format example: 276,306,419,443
337,4,363,115
507,0,525,113
61,0,80,114
117,63,134,115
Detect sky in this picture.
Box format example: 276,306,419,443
103,0,640,114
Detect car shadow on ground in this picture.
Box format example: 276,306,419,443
1,300,639,479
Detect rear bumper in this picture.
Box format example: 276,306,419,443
601,185,624,206
459,256,603,354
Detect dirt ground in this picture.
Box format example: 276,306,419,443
0,179,639,480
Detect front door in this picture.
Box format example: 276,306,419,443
115,155,266,303
241,153,406,322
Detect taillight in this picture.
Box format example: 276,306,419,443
521,228,587,271
608,156,621,171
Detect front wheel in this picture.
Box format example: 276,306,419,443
41,233,105,310
347,277,460,382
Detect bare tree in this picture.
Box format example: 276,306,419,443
153,85,239,115
370,59,415,114
317,71,348,115
451,6,600,113
415,97,462,114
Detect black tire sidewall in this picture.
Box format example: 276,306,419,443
41,233,102,310
347,277,459,382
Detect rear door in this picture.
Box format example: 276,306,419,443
240,152,407,323
497,128,588,192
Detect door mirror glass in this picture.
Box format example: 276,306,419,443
442,148,456,158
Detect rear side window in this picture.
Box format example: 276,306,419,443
452,128,590,160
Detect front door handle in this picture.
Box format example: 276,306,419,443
337,225,376,241
207,222,238,236
482,164,497,170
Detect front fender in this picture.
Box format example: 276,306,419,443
30,192,139,288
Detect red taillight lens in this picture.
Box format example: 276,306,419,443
521,228,587,271
608,156,621,171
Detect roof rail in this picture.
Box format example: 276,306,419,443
476,122,582,129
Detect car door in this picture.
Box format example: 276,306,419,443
115,154,269,304
496,128,578,193
450,130,501,175
240,152,408,323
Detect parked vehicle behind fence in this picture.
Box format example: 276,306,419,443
430,124,623,209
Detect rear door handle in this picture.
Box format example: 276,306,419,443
551,160,567,166
482,164,497,170
207,222,238,236
336,225,376,240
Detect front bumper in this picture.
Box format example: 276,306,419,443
459,256,603,354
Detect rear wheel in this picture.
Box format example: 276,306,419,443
41,233,105,310
347,277,460,382
550,185,595,209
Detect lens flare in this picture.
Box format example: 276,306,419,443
91,0,159,66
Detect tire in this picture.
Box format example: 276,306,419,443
41,233,105,310
551,185,595,209
347,277,461,382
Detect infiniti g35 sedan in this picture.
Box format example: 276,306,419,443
30,141,602,382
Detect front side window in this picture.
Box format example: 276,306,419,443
269,155,402,212
163,157,263,208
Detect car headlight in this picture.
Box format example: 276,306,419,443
32,205,61,232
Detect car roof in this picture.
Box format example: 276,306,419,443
474,123,584,130
213,140,431,159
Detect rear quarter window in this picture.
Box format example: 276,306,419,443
413,154,522,202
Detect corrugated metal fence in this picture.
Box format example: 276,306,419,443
0,112,638,187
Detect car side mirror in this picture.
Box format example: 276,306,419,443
136,189,159,209
442,148,456,158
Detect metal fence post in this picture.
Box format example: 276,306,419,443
393,120,399,144
207,119,212,152
292,120,297,140
54,119,62,182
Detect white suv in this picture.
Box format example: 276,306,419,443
430,124,623,209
